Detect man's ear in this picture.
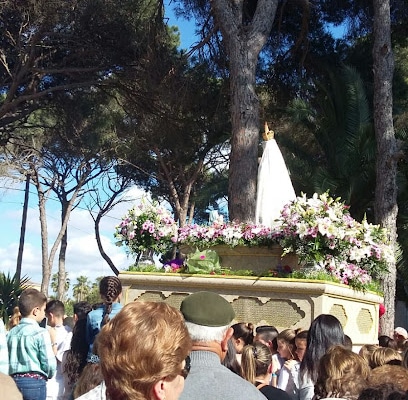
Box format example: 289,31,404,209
221,327,234,352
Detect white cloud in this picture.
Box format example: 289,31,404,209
0,184,150,294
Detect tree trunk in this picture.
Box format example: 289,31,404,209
94,212,119,275
16,172,30,281
228,40,260,223
211,0,278,222
37,187,51,295
57,201,68,301
372,0,397,335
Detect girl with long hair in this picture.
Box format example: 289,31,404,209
241,342,291,400
85,276,122,362
299,314,346,400
276,329,299,399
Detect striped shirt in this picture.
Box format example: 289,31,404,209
7,317,56,378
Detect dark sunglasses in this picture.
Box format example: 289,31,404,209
180,355,191,379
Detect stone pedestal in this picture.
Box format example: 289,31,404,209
119,271,382,347
180,244,299,274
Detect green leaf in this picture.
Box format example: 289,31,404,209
186,249,222,273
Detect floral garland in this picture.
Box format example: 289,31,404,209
177,222,278,248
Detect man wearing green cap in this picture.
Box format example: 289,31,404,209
179,291,267,400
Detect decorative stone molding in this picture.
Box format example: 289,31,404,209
119,271,383,346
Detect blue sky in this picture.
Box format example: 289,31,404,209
166,1,197,50
0,177,144,290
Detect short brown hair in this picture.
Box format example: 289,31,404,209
314,345,370,400
359,344,379,366
370,347,402,369
369,365,408,391
98,301,192,400
18,288,47,317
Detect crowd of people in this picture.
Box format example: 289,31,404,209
2,280,408,400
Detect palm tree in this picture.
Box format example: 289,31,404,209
284,65,376,222
72,276,91,302
50,272,70,300
0,273,29,325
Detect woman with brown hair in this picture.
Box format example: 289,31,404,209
313,346,370,400
299,314,346,400
82,301,192,400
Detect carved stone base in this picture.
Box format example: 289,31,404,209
119,271,383,347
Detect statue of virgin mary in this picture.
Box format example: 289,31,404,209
255,122,296,228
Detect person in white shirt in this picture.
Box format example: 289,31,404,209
45,300,72,400
276,329,299,400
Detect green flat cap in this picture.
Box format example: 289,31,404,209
180,291,235,327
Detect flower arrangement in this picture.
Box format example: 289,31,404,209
114,199,178,258
277,193,394,290
116,193,394,291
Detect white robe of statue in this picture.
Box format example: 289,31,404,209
255,124,296,228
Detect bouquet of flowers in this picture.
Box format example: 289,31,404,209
277,192,394,289
114,199,178,258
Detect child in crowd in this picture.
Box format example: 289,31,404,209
313,345,370,400
370,347,402,369
299,314,346,400
359,344,379,367
232,322,254,352
294,330,308,363
45,300,73,400
86,276,122,362
276,329,299,399
231,322,254,364
62,301,92,399
254,325,283,379
7,288,57,400
241,342,291,400
378,335,398,350
394,327,408,351
8,306,22,330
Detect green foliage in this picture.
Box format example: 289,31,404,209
115,61,230,225
284,65,376,222
64,299,75,317
127,263,162,273
291,269,382,294
185,249,221,274
72,276,91,302
0,273,30,325
0,0,171,136
50,272,70,299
